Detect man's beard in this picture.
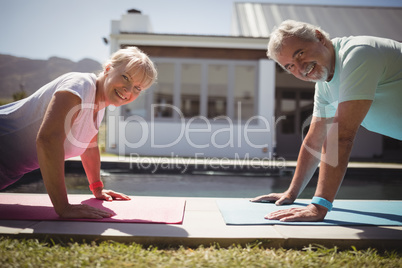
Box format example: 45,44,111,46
308,66,329,83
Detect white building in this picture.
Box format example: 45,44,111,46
106,5,402,161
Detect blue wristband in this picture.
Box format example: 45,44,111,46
311,196,333,212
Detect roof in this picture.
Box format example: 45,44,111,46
232,3,402,41
111,32,269,50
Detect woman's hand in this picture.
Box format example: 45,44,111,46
92,188,131,201
250,192,295,206
57,203,113,219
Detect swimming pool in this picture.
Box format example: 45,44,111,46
2,168,402,200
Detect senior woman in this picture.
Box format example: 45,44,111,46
0,47,157,219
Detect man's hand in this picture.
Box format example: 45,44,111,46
266,204,327,222
92,189,131,201
250,192,295,206
57,203,114,219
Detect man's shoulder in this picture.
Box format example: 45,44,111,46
333,36,385,63
334,36,369,49
333,36,397,53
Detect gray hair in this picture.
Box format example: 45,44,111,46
103,46,157,90
267,20,330,62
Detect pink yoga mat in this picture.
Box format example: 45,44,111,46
0,194,186,224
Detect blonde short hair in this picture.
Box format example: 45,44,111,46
267,20,330,62
103,46,157,90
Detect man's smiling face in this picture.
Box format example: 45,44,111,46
275,31,335,83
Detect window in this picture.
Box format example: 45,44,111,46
208,64,228,118
300,91,314,135
153,62,175,118
277,89,314,135
123,58,258,121
181,64,201,118
122,89,147,118
234,65,255,120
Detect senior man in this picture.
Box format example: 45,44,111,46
252,20,402,221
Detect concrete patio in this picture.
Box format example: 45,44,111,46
1,195,401,250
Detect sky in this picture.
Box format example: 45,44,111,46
1,0,401,64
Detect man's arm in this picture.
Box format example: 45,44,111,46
267,99,372,221
251,116,332,204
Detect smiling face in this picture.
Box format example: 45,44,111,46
97,63,143,108
275,31,335,83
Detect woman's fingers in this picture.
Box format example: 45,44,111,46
94,190,131,201
58,204,113,219
106,190,131,200
96,190,131,201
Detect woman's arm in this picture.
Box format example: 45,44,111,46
36,91,112,218
80,135,130,201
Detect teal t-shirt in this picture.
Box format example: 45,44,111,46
313,36,402,140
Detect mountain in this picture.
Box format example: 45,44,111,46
0,54,102,100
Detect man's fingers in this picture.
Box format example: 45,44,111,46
250,195,272,202
250,193,281,203
275,196,292,206
265,205,327,222
265,208,297,220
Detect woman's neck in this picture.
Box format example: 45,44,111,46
94,75,108,112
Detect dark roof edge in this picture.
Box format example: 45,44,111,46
234,2,402,9
118,31,269,39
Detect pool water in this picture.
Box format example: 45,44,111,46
2,170,402,200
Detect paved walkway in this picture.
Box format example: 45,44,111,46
1,195,401,250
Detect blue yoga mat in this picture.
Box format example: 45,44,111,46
216,199,402,226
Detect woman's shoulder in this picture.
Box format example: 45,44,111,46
54,72,97,101
58,72,97,85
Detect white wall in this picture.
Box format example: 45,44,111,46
106,59,277,159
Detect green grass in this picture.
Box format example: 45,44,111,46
0,98,13,106
0,238,401,268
